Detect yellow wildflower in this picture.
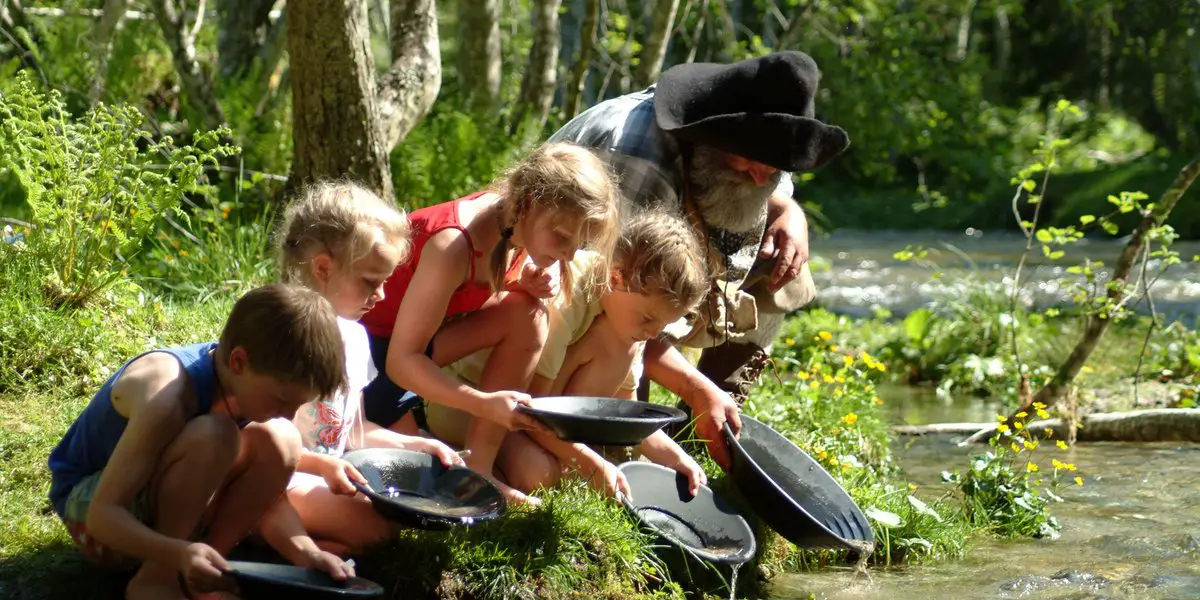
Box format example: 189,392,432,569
816,449,828,461
997,415,1008,422
876,362,888,372
1051,458,1064,470
1074,476,1084,486
1032,401,1047,410
1026,462,1038,472
1014,421,1024,430
823,375,834,383
1010,441,1021,453
997,423,1011,434
1036,409,1050,419
843,355,854,367
834,376,845,383
1016,411,1028,418
819,331,833,341
908,482,918,491
1056,440,1069,450
841,413,859,426
834,387,844,397
1064,463,1077,471
1044,428,1055,437
179,250,189,257
809,381,819,390
797,371,810,380
1023,440,1037,450
786,337,795,345
830,345,839,352
873,396,884,406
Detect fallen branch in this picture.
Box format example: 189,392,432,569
896,408,1200,443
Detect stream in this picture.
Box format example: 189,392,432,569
810,229,1200,323
766,385,1200,600
765,231,1200,599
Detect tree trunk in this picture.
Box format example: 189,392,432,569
954,0,976,61
563,0,600,119
288,0,393,199
89,0,129,102
376,0,442,149
994,4,1011,73
216,0,277,79
896,409,1200,442
458,0,502,115
147,0,226,131
633,0,679,88
1000,155,1200,426
512,0,562,132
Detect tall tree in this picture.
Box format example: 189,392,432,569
633,0,680,88
288,0,442,198
512,0,562,132
564,0,600,119
458,0,502,115
90,0,129,102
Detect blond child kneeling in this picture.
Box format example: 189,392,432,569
254,182,465,556
443,209,710,498
358,142,621,504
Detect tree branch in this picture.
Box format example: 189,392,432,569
375,0,441,150
147,0,226,131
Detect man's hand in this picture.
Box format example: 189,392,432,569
759,194,810,292
688,380,743,473
481,390,548,433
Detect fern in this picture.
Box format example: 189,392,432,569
0,71,235,308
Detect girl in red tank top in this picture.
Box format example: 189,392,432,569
359,143,619,505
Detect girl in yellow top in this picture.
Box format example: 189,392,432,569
440,209,709,497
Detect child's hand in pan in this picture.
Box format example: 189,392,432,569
584,456,633,501
666,452,708,498
301,549,356,581
399,436,466,468
317,455,368,496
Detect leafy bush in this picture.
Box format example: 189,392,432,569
0,71,234,308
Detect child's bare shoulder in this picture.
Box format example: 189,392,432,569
109,351,193,419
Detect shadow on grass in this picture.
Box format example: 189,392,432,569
0,540,127,600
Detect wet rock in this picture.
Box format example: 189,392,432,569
1121,573,1173,589
1050,570,1112,589
999,574,1055,593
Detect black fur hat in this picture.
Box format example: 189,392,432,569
653,51,850,172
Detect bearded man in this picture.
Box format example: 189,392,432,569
548,51,850,470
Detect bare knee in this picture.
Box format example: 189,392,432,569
242,418,303,471
497,292,549,349
503,445,561,493
172,413,241,468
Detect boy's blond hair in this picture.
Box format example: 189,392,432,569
276,181,410,287
217,284,347,400
612,209,709,309
489,142,620,302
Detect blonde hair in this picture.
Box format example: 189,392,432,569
612,209,709,309
218,284,347,401
276,181,411,287
488,142,620,303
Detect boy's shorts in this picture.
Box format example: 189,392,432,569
61,471,153,571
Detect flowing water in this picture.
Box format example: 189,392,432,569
767,384,1200,600
811,230,1200,322
759,231,1200,599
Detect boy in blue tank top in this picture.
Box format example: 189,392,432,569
48,284,351,600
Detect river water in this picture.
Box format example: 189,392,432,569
767,386,1200,600
810,230,1200,323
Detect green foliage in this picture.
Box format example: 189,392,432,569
941,408,1079,539
0,71,234,308
133,189,278,301
391,109,531,209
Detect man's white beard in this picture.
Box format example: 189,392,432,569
688,146,778,234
